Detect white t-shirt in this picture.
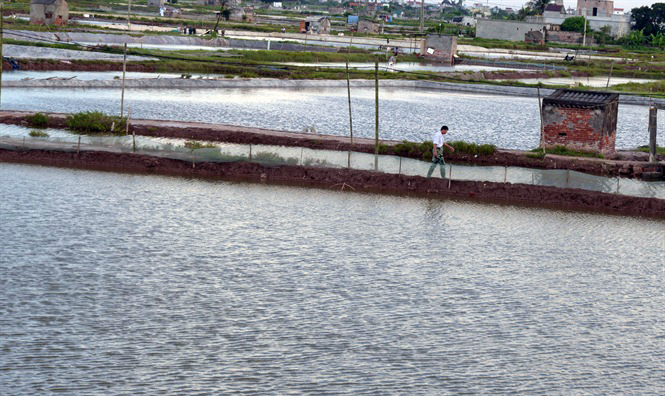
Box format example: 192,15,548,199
433,131,446,149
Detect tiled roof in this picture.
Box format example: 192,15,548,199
544,89,619,108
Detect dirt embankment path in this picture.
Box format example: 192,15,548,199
1,110,662,180
1,147,664,217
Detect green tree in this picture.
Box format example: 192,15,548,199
560,16,589,33
631,4,665,36
526,0,552,14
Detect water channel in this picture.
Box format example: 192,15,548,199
1,163,664,394
1,85,661,150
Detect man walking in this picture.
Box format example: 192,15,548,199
427,125,455,179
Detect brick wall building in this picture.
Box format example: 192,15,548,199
420,34,457,65
542,89,619,155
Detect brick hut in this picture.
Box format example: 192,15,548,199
542,89,619,155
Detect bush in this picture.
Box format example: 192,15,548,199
449,141,497,156
66,111,127,135
28,129,49,137
27,112,48,128
561,16,590,33
393,140,433,161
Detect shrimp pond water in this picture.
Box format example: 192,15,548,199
2,85,662,150
1,163,664,393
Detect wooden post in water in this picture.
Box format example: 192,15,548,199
649,107,657,163
121,43,127,118
537,86,545,154
374,61,379,156
0,0,4,109
448,165,452,189
126,107,131,136
346,62,353,144
374,61,379,171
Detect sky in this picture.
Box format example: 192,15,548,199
438,0,664,11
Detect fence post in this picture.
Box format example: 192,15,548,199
399,156,402,175
448,164,452,189
132,130,136,153
566,169,570,188
125,106,131,136
347,151,351,169
77,136,81,154
616,177,620,194
346,62,353,144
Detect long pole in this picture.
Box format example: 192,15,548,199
346,62,353,144
606,62,614,88
374,61,379,155
649,107,657,163
582,18,587,47
127,0,132,31
537,86,545,154
419,0,424,34
1,0,4,109
121,43,127,117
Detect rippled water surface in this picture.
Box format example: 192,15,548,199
3,86,662,149
1,164,664,394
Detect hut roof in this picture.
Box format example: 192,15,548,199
543,89,619,109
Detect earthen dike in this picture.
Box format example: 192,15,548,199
1,111,663,217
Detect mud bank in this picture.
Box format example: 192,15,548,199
3,66,664,107
1,148,663,217
1,110,663,180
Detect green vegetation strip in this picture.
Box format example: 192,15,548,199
529,146,604,159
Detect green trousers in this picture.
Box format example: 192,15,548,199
427,150,446,179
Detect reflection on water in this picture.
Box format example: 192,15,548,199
1,163,664,394
2,86,662,150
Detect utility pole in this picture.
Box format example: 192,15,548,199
419,0,424,34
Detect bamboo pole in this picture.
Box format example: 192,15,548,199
346,62,353,144
606,62,614,88
419,0,424,34
649,107,657,163
0,0,4,109
126,106,131,136
121,43,127,117
537,86,545,154
374,61,379,156
448,165,452,189
127,0,132,30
